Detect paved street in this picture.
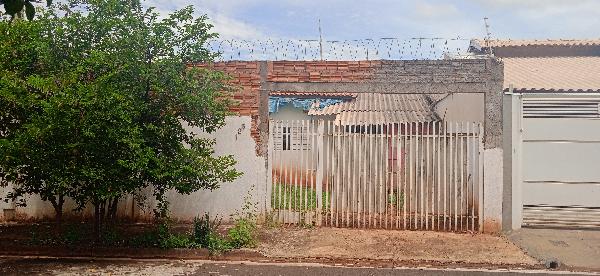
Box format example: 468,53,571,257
0,257,596,276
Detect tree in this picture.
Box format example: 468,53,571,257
1,0,52,21
0,0,241,240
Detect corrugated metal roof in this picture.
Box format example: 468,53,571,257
503,57,600,92
308,93,438,124
472,39,600,49
269,91,357,98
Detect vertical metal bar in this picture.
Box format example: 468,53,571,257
465,122,470,231
314,120,319,225
343,123,349,227
409,122,415,229
283,120,290,224
449,121,454,231
327,121,331,227
453,122,458,231
471,122,476,232
272,121,278,223
478,123,484,232
350,122,358,228
356,123,361,228
291,120,298,223
327,120,332,226
360,122,366,228
437,121,442,230
394,123,400,229
366,124,371,227
414,122,419,229
278,121,285,224
382,123,386,228
424,121,429,230
443,121,448,231
310,120,315,224
335,122,341,227
298,120,305,221
307,120,312,222
418,121,423,229
431,122,439,230
384,123,389,229
462,125,465,235
340,124,345,227
375,123,380,228
402,123,407,230
352,121,358,228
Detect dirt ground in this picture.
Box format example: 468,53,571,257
257,227,538,266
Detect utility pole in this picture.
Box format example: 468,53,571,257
483,17,493,56
318,19,323,61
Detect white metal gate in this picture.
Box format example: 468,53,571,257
519,94,600,229
268,120,484,232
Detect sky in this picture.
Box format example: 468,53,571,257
144,0,600,41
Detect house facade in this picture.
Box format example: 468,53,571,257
470,39,600,230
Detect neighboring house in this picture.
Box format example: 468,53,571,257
269,91,442,183
469,39,600,93
268,90,478,188
469,39,600,230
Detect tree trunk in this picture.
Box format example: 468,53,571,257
93,203,101,243
107,197,119,223
50,195,64,233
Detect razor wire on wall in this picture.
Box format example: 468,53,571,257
207,37,471,61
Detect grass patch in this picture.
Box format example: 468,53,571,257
271,183,330,211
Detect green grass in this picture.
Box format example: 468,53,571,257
271,183,330,211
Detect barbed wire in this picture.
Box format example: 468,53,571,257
207,37,472,61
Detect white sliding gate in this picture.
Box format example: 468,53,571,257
517,94,600,229
268,120,484,232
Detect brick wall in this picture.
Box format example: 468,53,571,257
194,59,501,155
268,61,379,82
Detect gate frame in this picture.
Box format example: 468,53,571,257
503,90,600,230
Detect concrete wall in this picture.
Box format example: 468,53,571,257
261,59,505,232
434,93,485,122
2,59,505,231
0,115,268,223
503,93,523,231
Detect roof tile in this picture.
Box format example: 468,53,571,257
503,57,600,92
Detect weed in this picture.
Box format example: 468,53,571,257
205,232,231,254
227,186,258,249
263,212,280,228
271,183,330,211
193,213,222,248
388,192,405,209
227,218,256,248
160,233,193,249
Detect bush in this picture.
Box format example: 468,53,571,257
227,218,256,248
193,213,222,247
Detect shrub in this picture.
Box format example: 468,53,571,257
193,213,222,248
227,218,256,248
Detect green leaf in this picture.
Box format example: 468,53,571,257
24,1,34,21
4,0,24,16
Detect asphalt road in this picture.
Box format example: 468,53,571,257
0,257,594,276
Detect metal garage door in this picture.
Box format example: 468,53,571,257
521,94,600,229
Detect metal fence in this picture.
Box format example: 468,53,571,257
268,119,484,232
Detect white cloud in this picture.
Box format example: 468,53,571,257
209,13,265,40
143,0,268,40
414,2,460,18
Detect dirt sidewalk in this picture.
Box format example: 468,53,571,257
258,227,538,266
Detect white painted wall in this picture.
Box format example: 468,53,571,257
483,148,503,233
0,115,267,222
435,93,485,123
